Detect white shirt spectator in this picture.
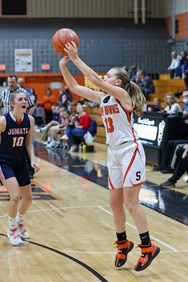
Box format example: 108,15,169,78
168,51,181,70
164,103,182,114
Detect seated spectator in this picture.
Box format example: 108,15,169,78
42,88,58,124
135,70,155,100
148,97,163,112
46,109,70,149
63,101,92,152
163,93,182,114
182,90,188,118
59,93,71,112
35,103,61,138
52,103,62,121
154,97,163,111
184,69,188,88
59,85,72,102
128,65,138,81
83,119,98,145
179,51,188,78
160,145,188,188
167,51,181,79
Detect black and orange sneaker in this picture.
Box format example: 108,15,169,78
134,243,160,271
115,239,134,268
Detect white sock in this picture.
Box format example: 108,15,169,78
47,136,52,143
50,140,56,145
8,216,18,230
16,212,24,225
41,126,47,132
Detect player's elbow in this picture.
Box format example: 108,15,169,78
69,85,80,95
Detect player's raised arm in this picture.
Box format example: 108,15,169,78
59,56,104,104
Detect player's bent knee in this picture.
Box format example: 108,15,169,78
11,194,21,203
110,201,123,213
124,201,135,213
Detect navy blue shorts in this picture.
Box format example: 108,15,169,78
0,164,31,186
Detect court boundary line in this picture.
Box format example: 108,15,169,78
98,206,178,252
0,233,108,282
0,204,180,252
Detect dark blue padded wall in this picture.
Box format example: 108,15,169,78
87,41,123,66
0,18,175,75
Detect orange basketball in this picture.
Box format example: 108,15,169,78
52,28,80,56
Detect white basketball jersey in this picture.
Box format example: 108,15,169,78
100,95,138,146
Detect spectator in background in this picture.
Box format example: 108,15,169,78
17,77,31,94
59,85,72,103
184,69,188,88
163,93,182,114
182,90,188,118
60,93,71,112
42,88,58,124
128,65,138,81
167,51,181,79
135,70,155,100
0,75,35,116
179,51,188,79
63,101,92,152
29,88,37,106
153,97,163,111
148,97,163,112
35,102,61,143
46,109,70,149
160,145,188,188
17,77,38,120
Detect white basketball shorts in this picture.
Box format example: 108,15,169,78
107,140,146,189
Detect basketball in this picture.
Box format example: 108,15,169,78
52,28,80,56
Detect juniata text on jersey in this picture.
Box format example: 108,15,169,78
8,128,29,135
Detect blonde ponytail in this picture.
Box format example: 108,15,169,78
113,67,146,117
129,81,146,117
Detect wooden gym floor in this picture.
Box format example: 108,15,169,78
0,139,187,282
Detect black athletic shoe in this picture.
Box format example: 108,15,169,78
135,243,160,271
115,240,134,268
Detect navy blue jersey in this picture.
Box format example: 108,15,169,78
0,112,30,164
0,112,31,186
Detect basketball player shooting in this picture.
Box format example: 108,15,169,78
59,41,160,271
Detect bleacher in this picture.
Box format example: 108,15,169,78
149,74,185,108
85,74,186,144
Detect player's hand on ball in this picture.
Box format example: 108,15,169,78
64,41,78,60
52,28,79,56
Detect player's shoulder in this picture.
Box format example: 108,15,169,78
0,115,6,121
0,115,6,131
28,114,34,123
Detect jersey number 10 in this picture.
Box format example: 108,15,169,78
12,136,24,147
